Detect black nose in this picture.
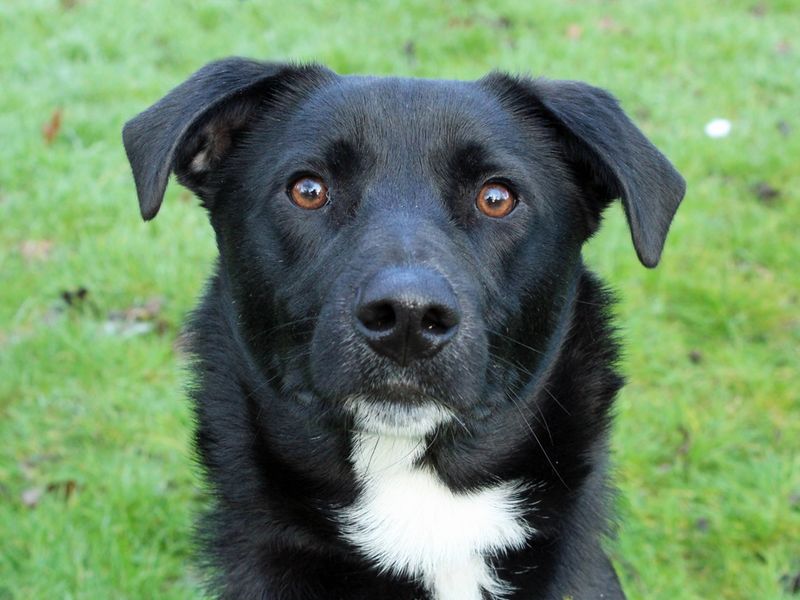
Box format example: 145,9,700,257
354,268,460,365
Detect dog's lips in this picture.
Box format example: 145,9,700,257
342,386,454,437
361,382,435,405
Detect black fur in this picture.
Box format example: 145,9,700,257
123,58,685,599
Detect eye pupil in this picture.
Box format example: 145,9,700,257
485,188,505,204
300,180,320,198
290,176,328,209
477,183,516,218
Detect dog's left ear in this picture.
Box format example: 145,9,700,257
485,75,686,267
123,57,333,220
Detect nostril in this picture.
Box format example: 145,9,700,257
357,301,397,333
420,306,459,335
353,267,461,364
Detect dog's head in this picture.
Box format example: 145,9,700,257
124,58,684,437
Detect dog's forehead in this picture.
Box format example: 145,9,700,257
332,75,491,113
289,75,513,145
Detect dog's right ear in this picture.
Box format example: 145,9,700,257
122,58,332,220
481,73,685,268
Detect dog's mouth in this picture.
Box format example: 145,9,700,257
343,386,455,437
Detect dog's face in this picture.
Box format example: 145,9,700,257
214,76,591,436
124,59,684,438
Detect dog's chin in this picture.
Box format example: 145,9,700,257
343,394,454,438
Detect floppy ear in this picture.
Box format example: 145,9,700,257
122,57,332,220
486,75,686,267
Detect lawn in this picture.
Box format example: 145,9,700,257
1,0,798,598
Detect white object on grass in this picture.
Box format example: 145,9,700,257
705,118,732,138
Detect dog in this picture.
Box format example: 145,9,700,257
123,58,685,600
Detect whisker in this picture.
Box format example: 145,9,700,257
506,384,551,443
365,433,380,473
527,390,554,445
242,348,314,399
486,328,545,356
247,316,317,344
432,397,472,436
492,353,571,421
506,388,569,490
362,432,433,476
491,352,537,380
542,385,571,416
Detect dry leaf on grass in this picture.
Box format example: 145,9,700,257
22,487,45,508
22,480,78,508
565,23,583,40
42,108,63,144
752,181,780,205
104,297,170,338
61,286,89,306
597,16,624,33
20,239,54,263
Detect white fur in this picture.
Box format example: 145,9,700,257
190,149,209,172
343,395,454,437
339,424,533,600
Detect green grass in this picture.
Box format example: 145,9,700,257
1,0,798,598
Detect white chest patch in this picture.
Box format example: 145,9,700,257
339,432,533,600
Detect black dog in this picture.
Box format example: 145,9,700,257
123,58,684,599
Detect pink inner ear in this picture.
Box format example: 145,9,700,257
190,149,210,173
188,119,238,174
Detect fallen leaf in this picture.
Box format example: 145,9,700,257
108,296,164,321
565,23,583,40
494,16,513,30
447,16,511,30
752,181,780,205
103,320,156,337
47,479,77,501
42,108,63,144
61,286,89,306
447,16,473,28
403,40,417,65
104,297,170,338
20,239,54,263
22,487,45,508
597,16,622,32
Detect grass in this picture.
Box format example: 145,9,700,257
1,0,798,598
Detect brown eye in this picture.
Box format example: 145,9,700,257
476,182,516,218
289,176,328,210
